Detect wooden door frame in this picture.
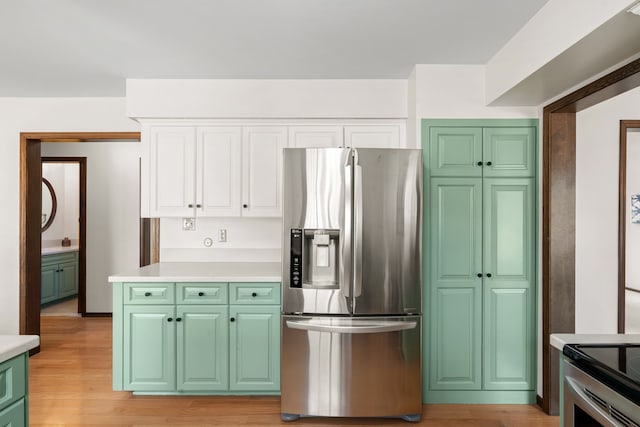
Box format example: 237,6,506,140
542,58,640,414
618,120,640,333
20,132,141,345
41,157,87,315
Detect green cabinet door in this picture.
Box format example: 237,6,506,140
483,128,535,177
177,305,229,391
58,260,78,298
40,263,58,304
483,178,535,390
0,399,25,427
429,127,483,177
429,178,483,390
229,305,280,391
123,305,176,391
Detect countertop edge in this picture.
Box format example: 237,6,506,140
550,333,640,351
108,275,282,283
0,335,40,363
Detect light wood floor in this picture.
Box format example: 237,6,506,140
29,317,559,426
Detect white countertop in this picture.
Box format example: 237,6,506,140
550,333,640,351
42,245,79,255
108,262,282,283
0,335,39,363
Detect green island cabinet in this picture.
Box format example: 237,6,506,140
112,281,280,394
41,251,79,305
0,353,28,426
422,119,537,404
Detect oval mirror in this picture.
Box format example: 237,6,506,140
42,178,57,232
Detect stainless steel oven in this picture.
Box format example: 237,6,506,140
563,344,640,427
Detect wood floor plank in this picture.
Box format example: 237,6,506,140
29,317,560,426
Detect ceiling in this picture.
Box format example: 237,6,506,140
0,0,550,97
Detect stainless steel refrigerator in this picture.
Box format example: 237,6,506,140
281,147,422,422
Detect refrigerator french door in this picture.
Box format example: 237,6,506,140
281,147,422,421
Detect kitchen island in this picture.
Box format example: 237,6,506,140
0,335,39,425
109,262,281,395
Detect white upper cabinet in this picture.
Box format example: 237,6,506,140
148,126,197,217
197,127,242,217
141,121,403,218
288,126,343,148
344,125,401,148
242,126,287,217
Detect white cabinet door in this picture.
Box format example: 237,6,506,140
196,127,242,217
288,126,343,148
149,126,196,217
344,125,402,148
242,126,287,217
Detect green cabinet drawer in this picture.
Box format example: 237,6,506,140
177,283,227,305
0,399,25,427
41,251,78,267
229,283,280,305
124,283,175,304
0,354,26,411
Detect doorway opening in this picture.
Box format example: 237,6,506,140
40,158,85,317
19,132,146,353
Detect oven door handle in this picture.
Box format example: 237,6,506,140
565,376,622,427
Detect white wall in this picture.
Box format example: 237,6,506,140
42,163,79,245
42,141,141,313
575,85,640,333
0,97,138,333
626,130,640,291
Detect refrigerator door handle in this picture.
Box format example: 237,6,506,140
353,151,363,298
342,158,352,299
286,320,417,334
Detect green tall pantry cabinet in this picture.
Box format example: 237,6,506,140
422,119,537,404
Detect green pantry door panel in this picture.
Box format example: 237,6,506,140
429,178,482,390
483,179,535,390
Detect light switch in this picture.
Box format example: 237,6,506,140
218,229,227,242
182,218,195,231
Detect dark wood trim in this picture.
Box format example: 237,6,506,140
82,313,113,318
541,58,640,414
42,157,87,316
618,120,640,333
20,132,141,342
536,394,543,409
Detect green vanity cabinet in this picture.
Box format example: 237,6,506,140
113,281,280,395
41,251,78,305
0,354,28,426
423,119,537,404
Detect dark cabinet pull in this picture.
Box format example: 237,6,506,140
198,292,205,297
251,292,257,297
196,204,202,208
144,292,152,297
176,317,182,322
486,161,493,166
188,203,194,208
230,317,236,322
477,273,483,278
486,273,492,278
242,204,248,208
477,161,483,166
167,318,173,322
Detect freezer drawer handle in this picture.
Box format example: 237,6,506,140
286,320,417,334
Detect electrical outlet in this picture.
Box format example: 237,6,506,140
203,237,213,247
182,217,195,231
218,229,227,242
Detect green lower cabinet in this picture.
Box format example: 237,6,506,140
57,260,79,298
124,305,176,391
229,305,280,391
40,264,58,304
41,251,79,305
114,281,280,395
0,354,28,427
177,305,229,391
